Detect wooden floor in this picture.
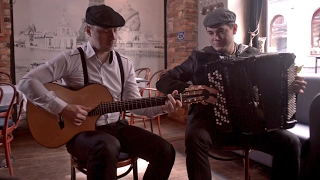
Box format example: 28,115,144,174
0,114,271,180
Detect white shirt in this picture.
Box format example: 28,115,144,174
18,42,164,126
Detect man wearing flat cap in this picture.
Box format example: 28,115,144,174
157,8,306,180
18,4,181,180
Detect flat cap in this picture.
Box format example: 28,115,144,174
85,4,125,28
203,8,236,27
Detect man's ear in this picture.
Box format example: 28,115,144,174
85,26,91,37
233,24,238,34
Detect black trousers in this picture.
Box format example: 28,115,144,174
185,117,301,180
66,119,175,180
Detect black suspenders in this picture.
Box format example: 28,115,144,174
77,47,89,85
77,47,125,118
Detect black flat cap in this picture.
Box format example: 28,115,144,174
203,8,236,27
85,4,125,28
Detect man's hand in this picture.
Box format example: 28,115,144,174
189,85,218,105
293,75,307,94
59,104,91,126
162,90,182,113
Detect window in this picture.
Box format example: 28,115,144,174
270,15,287,52
311,8,320,55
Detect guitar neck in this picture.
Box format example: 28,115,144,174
88,96,169,116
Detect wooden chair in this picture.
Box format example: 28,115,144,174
0,82,22,177
121,68,151,126
0,72,13,117
135,68,150,81
146,69,167,88
0,72,12,83
132,87,163,136
209,145,251,180
70,152,138,180
126,70,167,136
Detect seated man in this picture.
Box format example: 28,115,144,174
156,8,307,180
18,5,182,180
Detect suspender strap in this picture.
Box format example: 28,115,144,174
77,47,125,120
115,51,125,121
115,51,124,101
77,47,89,86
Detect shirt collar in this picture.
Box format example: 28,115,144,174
84,42,96,59
85,42,114,64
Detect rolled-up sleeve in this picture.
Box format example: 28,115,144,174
17,52,70,115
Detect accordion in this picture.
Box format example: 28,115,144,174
205,52,297,134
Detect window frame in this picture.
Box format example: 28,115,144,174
311,8,320,55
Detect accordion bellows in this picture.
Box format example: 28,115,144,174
205,52,297,134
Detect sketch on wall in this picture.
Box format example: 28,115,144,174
13,0,165,83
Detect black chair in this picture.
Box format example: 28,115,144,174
209,146,251,180
70,152,138,180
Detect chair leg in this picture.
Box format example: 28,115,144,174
142,118,147,128
130,114,134,125
149,119,153,132
5,142,13,177
243,149,251,180
71,165,76,180
133,159,138,180
157,116,162,137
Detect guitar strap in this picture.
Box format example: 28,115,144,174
77,47,125,120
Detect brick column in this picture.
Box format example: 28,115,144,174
166,0,198,124
0,0,11,76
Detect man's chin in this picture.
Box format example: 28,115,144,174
213,46,224,52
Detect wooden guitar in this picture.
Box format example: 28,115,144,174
27,83,210,148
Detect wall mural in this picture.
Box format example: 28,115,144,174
13,0,165,83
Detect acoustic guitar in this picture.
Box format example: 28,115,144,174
27,83,210,148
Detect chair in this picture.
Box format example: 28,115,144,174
121,68,151,126
70,152,138,180
146,69,167,88
132,88,163,136
0,82,22,177
0,72,13,117
135,68,150,81
126,70,167,136
209,146,251,180
0,72,12,83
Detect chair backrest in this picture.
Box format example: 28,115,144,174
135,68,151,80
0,72,12,83
0,82,17,132
0,82,17,176
147,69,167,88
139,87,162,99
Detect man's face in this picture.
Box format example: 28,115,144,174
206,23,237,55
87,25,119,52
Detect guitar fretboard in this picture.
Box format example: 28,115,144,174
88,96,168,116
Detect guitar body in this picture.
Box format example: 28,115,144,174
27,83,113,148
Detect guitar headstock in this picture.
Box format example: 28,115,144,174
178,86,210,104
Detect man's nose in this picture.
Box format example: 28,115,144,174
213,34,220,40
109,31,116,40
